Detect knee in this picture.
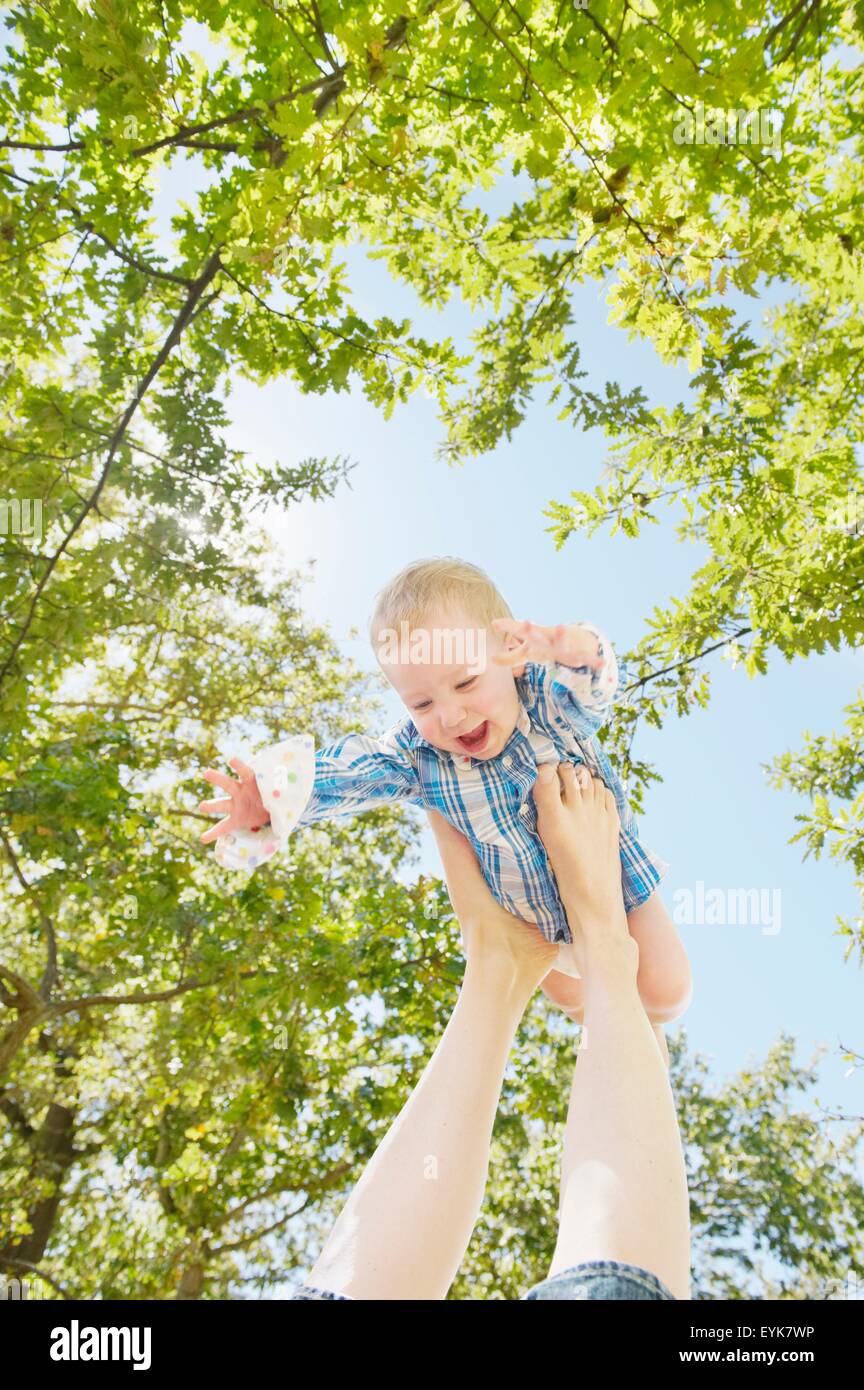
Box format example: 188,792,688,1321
638,952,693,1023
541,971,585,1023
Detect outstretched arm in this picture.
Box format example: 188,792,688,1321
198,730,422,872
302,811,558,1301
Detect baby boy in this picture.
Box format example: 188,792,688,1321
200,557,692,1015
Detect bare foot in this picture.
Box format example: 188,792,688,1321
532,763,636,978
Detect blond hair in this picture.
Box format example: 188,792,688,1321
368,556,513,648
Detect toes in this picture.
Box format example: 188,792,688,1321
588,773,606,802
558,763,578,800
579,773,620,823
532,762,563,808
598,782,619,822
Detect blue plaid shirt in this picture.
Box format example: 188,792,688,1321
218,641,668,946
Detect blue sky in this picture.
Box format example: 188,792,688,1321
214,232,862,1129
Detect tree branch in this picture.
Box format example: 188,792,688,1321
0,249,224,688
0,963,43,1012
0,1088,35,1137
774,0,821,65
0,68,345,162
762,0,815,47
50,968,262,1016
0,1256,79,1300
0,826,59,997
623,627,755,695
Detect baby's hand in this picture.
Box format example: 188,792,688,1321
199,758,270,844
491,619,604,670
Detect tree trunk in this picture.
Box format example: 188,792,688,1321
0,1100,77,1298
175,1261,205,1299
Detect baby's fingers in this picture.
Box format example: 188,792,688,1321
200,817,234,844
492,617,530,640
202,768,238,794
492,618,532,666
492,645,526,666
199,797,233,815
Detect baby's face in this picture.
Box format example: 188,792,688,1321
376,606,523,760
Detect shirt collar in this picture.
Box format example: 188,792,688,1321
411,688,533,769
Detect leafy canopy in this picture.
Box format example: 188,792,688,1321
2,0,863,1299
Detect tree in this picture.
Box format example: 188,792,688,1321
3,0,861,930
0,542,469,1298
2,0,862,1297
766,694,864,972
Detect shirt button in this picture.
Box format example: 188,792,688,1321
519,804,530,816
503,756,513,768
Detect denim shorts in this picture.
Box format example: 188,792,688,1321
291,1259,677,1301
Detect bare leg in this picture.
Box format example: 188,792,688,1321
626,893,693,1022
541,892,692,1037
305,814,557,1300
540,972,672,1069
652,1022,670,1068
304,960,536,1299
532,763,692,1301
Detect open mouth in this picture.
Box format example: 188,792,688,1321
457,720,490,754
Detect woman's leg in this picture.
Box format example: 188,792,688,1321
539,972,672,1067
532,763,692,1301
304,819,557,1301
541,974,672,1067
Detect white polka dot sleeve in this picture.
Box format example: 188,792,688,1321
547,621,623,733
213,735,316,873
